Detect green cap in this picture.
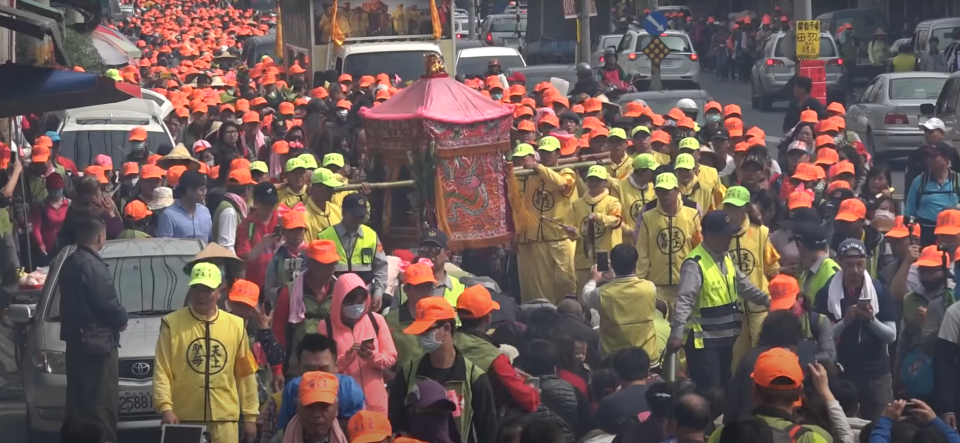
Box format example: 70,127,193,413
633,153,659,171
679,137,700,151
586,165,609,180
654,172,679,190
190,262,222,289
608,128,628,140
322,153,345,168
631,126,651,138
249,161,269,173
538,136,561,152
299,153,319,169
722,186,751,207
285,158,306,172
311,167,344,188
674,153,696,170
104,68,122,81
512,143,536,159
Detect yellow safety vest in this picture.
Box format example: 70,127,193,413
157,307,256,422
798,257,840,304
520,165,578,243
398,275,465,308
277,183,309,208
598,276,658,358
570,192,622,270
892,53,916,72
678,176,717,214
636,201,701,286
729,220,778,314
698,165,725,209
686,244,740,349
606,155,634,181
317,224,379,274
613,177,655,232
305,197,343,241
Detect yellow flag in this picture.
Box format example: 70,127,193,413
275,3,284,60
331,0,346,46
430,0,441,41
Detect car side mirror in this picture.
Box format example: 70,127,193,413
921,103,936,116
8,304,33,324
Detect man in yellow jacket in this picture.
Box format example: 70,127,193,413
515,139,578,302
566,165,623,292
277,158,310,208
612,153,657,240
305,168,344,240
153,263,260,443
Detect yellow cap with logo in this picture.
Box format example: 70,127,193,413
285,158,306,172
722,185,751,207
678,137,700,151
512,143,536,159
249,161,269,173
311,167,344,188
631,126,651,138
298,153,319,169
322,153,345,168
633,153,659,171
586,165,608,180
674,153,697,170
538,136,561,152
608,128,628,140
190,262,222,289
655,172,679,190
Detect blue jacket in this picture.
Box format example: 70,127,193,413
277,373,365,430
870,416,960,443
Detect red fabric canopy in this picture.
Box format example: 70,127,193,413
361,74,513,124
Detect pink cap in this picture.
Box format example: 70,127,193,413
95,154,113,170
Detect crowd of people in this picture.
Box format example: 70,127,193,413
9,2,960,443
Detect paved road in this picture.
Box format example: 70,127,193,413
697,74,909,194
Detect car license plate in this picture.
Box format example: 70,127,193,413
119,391,153,414
661,60,676,67
503,38,518,45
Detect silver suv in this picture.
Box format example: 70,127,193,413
749,32,846,110
12,239,203,438
616,30,700,89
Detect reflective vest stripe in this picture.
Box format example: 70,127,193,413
687,244,740,349
317,225,377,273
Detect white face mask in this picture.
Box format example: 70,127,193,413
417,328,443,353
342,303,365,320
874,209,895,221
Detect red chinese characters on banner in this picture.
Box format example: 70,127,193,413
799,59,827,105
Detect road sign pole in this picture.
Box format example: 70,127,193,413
467,0,476,39
578,0,591,64
651,62,663,91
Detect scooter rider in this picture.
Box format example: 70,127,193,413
598,48,631,85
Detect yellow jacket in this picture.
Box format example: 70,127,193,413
606,155,634,181
612,176,656,232
636,198,701,286
277,182,309,208
730,219,781,313
520,164,577,243
598,275,658,357
153,307,259,423
305,197,343,241
569,191,622,270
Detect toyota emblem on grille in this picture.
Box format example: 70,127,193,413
131,362,151,376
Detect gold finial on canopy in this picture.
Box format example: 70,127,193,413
424,53,446,75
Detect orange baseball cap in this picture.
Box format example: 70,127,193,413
581,116,603,130
751,347,803,390
347,411,392,443
235,98,250,112
787,190,814,209
829,161,855,178
228,279,259,308
915,245,946,268
723,104,742,118
571,104,585,114
278,102,295,116
129,126,148,142
704,101,721,113
311,87,330,99
306,239,341,263
935,209,960,235
299,371,339,405
589,127,609,139
814,147,838,165
832,115,846,130
791,162,819,181
734,142,750,153
651,130,671,145
83,165,109,184
456,284,500,319
242,111,260,124
815,119,839,134
835,198,866,222
404,297,457,335
403,263,437,286
336,100,352,110
800,110,819,124
514,106,534,118
121,162,140,177
769,274,799,311
220,103,236,114
886,216,921,239
251,97,268,106
339,73,354,83
31,145,51,163
228,168,256,185
167,165,187,187
539,114,559,128
123,200,153,221
281,210,308,230
375,89,390,101
517,120,536,132
747,127,765,140
272,140,290,155
666,108,685,121
826,180,852,193
677,117,695,130
141,164,165,180
583,98,602,113
623,101,645,118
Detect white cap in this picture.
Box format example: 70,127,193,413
921,118,946,132
676,98,697,111
787,140,811,153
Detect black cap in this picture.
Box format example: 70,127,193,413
792,222,829,250
701,211,739,236
927,142,954,157
742,155,765,168
419,228,449,249
710,128,729,140
838,238,868,257
253,182,278,205
342,193,368,217
789,208,821,224
558,111,581,124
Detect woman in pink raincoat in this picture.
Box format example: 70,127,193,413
317,273,397,415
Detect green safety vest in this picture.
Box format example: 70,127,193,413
27,166,66,205
385,307,424,368
454,331,501,372
399,275,466,308
686,244,740,349
317,224,378,276
403,354,483,443
798,257,839,305
212,200,242,241
286,287,333,370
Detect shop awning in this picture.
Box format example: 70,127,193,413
92,37,130,66
0,5,70,66
93,25,141,59
0,63,141,118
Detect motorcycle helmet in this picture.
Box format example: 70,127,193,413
676,98,698,111
576,62,593,78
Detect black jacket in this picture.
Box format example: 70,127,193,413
58,245,128,343
782,96,827,133
532,375,594,443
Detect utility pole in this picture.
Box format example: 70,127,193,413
796,0,812,20
468,0,477,39
578,0,591,63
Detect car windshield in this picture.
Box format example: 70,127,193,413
601,35,623,51
932,27,958,50
344,51,438,83
889,77,947,100
48,255,193,320
59,129,171,170
636,35,692,52
490,17,526,32
774,36,836,57
458,55,525,77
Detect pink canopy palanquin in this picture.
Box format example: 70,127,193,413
360,73,517,249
